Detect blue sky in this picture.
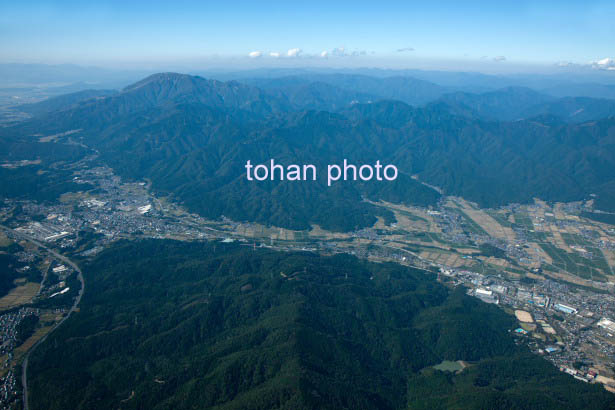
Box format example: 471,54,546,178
1,0,614,72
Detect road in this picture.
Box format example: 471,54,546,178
0,224,85,410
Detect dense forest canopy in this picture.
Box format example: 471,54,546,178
27,240,615,409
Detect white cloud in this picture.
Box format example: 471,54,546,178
492,55,506,62
555,58,615,71
591,57,615,70
327,47,369,57
396,47,414,52
251,47,370,60
331,47,346,57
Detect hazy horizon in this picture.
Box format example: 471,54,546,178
2,1,614,75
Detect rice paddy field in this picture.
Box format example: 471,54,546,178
0,282,39,310
363,197,615,287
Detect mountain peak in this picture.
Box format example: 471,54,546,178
122,72,208,93
107,72,289,116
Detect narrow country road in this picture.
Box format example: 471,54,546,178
0,224,85,410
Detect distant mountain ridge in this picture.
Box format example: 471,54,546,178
434,87,615,122
242,73,452,106
120,73,286,111
15,72,615,123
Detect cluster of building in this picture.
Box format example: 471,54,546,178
0,307,40,407
2,166,214,254
440,266,615,391
0,368,18,408
0,308,39,359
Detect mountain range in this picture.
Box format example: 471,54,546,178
2,72,615,231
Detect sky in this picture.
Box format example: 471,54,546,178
1,0,614,73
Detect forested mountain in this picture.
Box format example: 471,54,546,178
242,74,452,106
543,83,615,100
522,96,615,123
3,72,615,231
236,74,615,122
434,87,555,121
27,240,615,410
434,87,615,122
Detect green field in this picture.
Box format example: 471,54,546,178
433,360,463,372
453,208,489,236
486,210,514,228
539,242,608,281
513,213,534,230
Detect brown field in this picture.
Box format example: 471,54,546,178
596,376,615,391
38,129,81,143
0,282,39,309
533,333,547,341
308,225,351,240
552,205,582,222
392,211,432,233
0,231,12,247
419,251,437,262
162,234,193,241
39,311,62,322
603,249,615,272
14,325,54,358
454,198,516,241
515,310,534,323
372,200,440,233
232,223,306,242
418,250,471,268
527,242,553,265
542,324,556,334
483,256,510,268
541,269,598,287
453,247,475,254
372,216,390,230
550,230,572,252
59,191,89,203
526,272,543,281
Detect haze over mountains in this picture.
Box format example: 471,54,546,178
2,70,615,231
3,63,615,108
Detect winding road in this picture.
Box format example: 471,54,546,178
0,224,85,410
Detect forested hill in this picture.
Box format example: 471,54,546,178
27,240,615,409
3,72,615,231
